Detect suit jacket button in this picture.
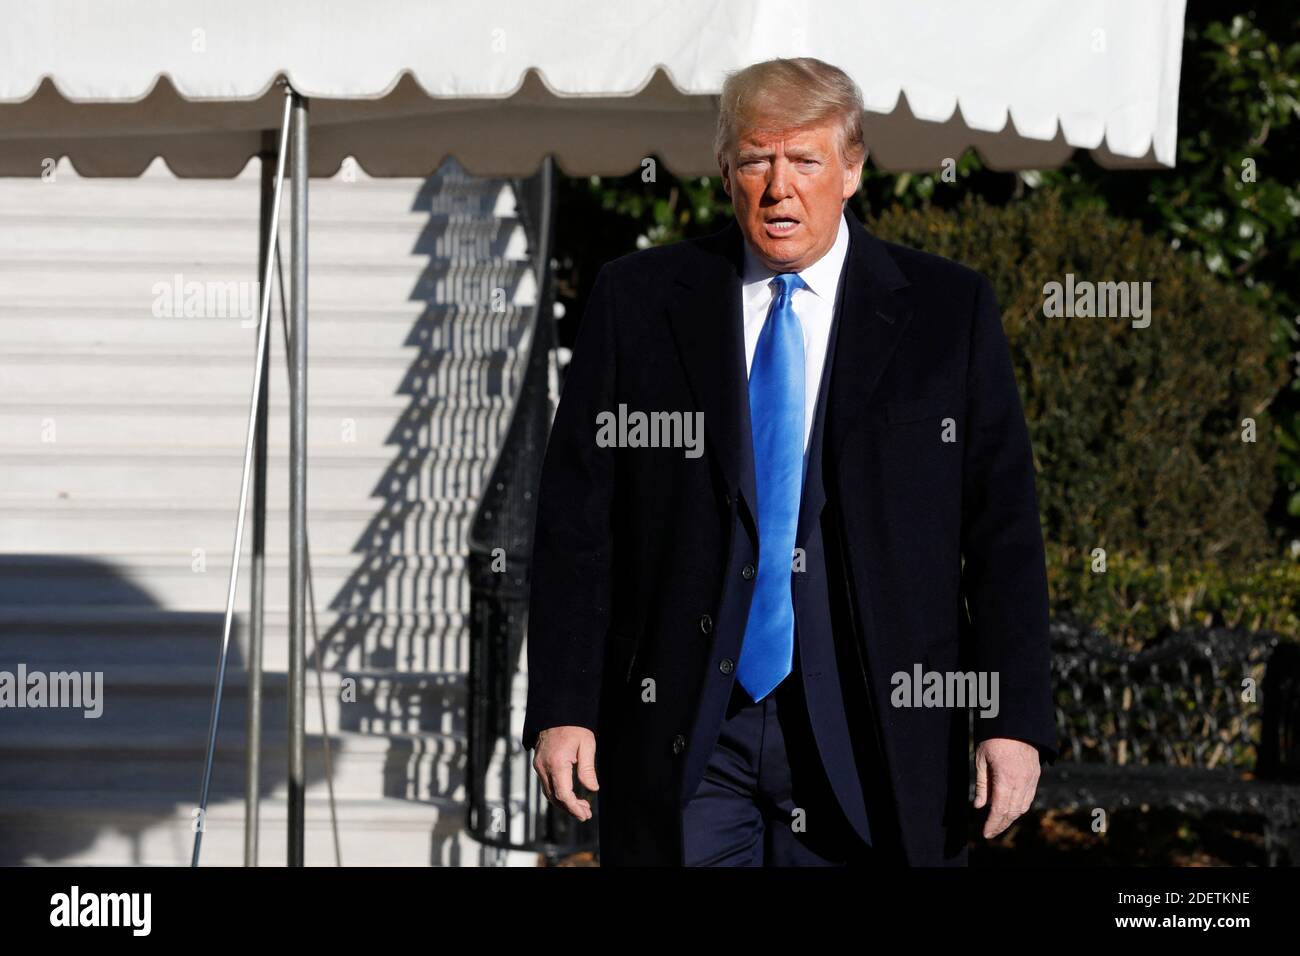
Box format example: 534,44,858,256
698,614,713,634
723,492,733,506
741,563,755,580
719,658,734,675
672,734,686,754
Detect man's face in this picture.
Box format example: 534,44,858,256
720,119,862,273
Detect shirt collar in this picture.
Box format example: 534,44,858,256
740,208,850,302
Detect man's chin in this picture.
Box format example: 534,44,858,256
751,239,806,271
759,251,800,273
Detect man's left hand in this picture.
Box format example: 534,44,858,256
972,737,1040,838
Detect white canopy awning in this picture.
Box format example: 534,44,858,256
0,0,1186,177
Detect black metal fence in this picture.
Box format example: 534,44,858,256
1039,621,1300,863
1049,622,1283,768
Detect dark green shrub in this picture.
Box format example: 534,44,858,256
872,189,1286,568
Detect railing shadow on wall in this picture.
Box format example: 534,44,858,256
465,155,595,861
310,159,534,864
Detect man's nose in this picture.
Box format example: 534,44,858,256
766,159,794,201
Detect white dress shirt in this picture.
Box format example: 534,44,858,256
741,210,849,456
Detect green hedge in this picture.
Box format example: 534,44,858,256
872,189,1287,570
1045,543,1300,648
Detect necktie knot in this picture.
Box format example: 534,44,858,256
772,272,807,304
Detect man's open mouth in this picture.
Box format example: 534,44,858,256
764,217,800,236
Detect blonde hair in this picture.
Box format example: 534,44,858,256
713,57,866,168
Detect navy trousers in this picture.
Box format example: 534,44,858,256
681,668,877,867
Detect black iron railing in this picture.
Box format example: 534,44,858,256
466,157,596,860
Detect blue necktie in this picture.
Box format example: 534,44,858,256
737,272,806,702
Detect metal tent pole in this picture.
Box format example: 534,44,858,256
274,241,343,866
244,129,277,867
191,85,293,868
287,91,309,867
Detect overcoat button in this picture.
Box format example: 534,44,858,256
741,563,755,580
672,734,686,754
698,614,713,634
719,658,734,675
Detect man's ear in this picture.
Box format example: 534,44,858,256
842,160,864,199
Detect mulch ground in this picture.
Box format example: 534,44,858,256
971,807,1273,866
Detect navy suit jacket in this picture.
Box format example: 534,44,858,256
522,206,1057,865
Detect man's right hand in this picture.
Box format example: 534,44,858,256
532,726,599,822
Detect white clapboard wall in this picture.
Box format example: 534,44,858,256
0,156,539,865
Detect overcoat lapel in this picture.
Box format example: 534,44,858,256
825,210,915,478
664,217,757,514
